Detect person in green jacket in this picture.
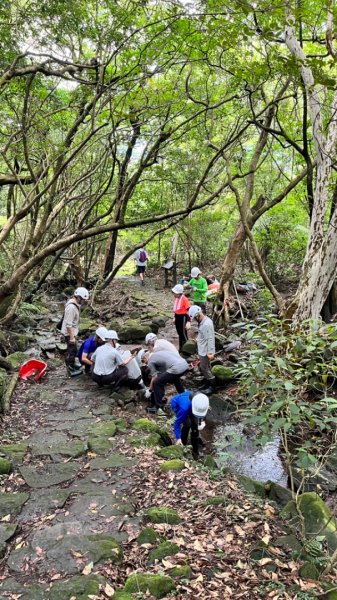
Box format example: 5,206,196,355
185,267,208,314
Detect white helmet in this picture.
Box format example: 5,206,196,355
74,287,89,300
189,305,202,320
190,267,201,278
145,332,157,345
95,326,109,341
105,329,119,340
172,284,184,294
192,393,209,417
137,349,149,365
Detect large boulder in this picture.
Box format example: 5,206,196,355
211,364,236,384
118,320,152,343
5,352,28,369
281,492,337,554
180,339,197,356
208,393,235,424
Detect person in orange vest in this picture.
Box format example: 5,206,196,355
171,284,190,351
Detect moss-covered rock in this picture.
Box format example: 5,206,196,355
211,365,235,383
160,459,185,472
89,421,117,437
201,456,218,469
132,418,160,433
87,533,123,563
0,492,30,517
281,492,337,554
114,418,128,433
49,574,105,600
130,433,162,448
113,593,134,600
6,352,28,369
148,541,180,563
137,527,159,545
265,480,292,507
180,340,197,356
203,495,229,506
118,320,152,343
236,473,266,498
156,445,184,459
298,561,320,580
8,332,35,352
170,565,192,579
0,457,12,474
88,436,113,454
146,507,182,525
0,442,27,465
78,318,96,335
124,573,175,598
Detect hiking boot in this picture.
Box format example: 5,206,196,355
199,381,216,395
67,366,83,377
146,406,157,414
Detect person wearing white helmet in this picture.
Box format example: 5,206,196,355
143,350,189,412
170,390,209,459
91,330,128,391
184,267,208,314
145,332,179,355
106,331,146,390
188,305,216,395
172,284,190,351
77,326,108,374
60,287,90,376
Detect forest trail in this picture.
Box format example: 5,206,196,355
0,279,308,599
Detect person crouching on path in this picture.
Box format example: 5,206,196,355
145,332,179,355
171,284,190,351
60,287,89,377
134,247,148,285
91,330,128,391
108,332,146,390
189,305,216,395
185,267,208,314
171,391,209,459
143,350,189,413
77,326,108,374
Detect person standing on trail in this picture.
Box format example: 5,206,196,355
171,391,209,459
189,305,216,395
143,350,189,412
91,330,128,391
185,267,208,314
145,332,179,355
134,247,148,285
171,284,190,351
77,326,108,374
60,287,90,377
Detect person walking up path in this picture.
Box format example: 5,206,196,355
134,247,148,285
171,284,190,351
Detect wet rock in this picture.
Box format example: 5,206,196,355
265,480,292,507
137,527,159,545
160,459,185,472
6,352,28,369
211,365,236,384
170,565,192,579
180,340,197,356
156,446,184,459
0,523,17,558
236,473,266,498
118,319,152,343
281,492,337,554
0,457,12,474
19,462,78,488
123,573,175,598
148,541,179,563
0,442,27,465
208,394,235,423
132,418,160,433
146,507,182,525
0,492,30,517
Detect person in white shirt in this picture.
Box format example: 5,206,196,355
145,332,179,355
134,247,148,285
189,305,216,395
107,331,146,390
91,331,128,390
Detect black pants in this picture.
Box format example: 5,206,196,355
65,337,78,367
175,314,188,350
91,365,128,388
181,415,200,455
152,371,186,408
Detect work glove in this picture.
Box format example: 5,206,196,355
144,388,152,399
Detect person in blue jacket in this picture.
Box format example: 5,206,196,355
77,326,108,373
170,391,209,458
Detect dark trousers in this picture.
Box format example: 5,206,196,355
152,371,186,408
181,415,200,454
65,336,78,367
175,314,188,350
91,365,128,388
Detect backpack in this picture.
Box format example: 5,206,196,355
139,250,147,263
56,301,79,332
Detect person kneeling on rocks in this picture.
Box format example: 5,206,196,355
77,326,108,374
171,391,209,459
91,330,128,391
110,335,146,390
143,350,189,413
145,332,179,355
